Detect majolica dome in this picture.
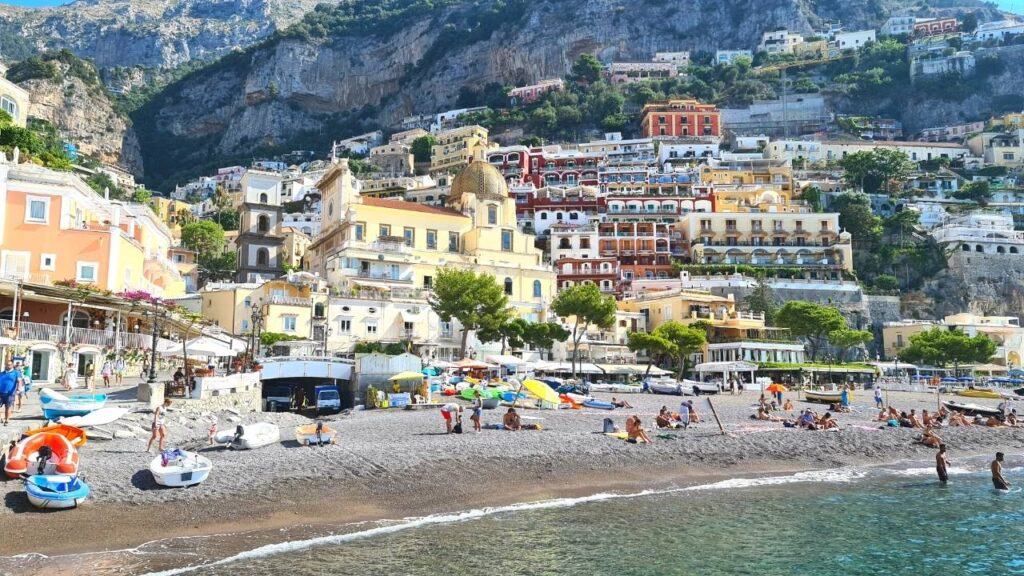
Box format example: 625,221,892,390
450,160,508,202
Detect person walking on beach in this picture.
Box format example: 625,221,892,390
440,403,462,434
992,452,1011,491
12,361,24,412
470,391,483,433
84,360,94,390
114,356,125,385
100,359,113,388
874,387,883,409
147,398,171,452
63,362,77,390
0,360,19,425
936,444,949,483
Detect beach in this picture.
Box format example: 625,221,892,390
3,385,1024,573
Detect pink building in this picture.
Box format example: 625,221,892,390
509,79,564,105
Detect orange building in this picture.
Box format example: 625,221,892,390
597,221,674,282
640,99,722,139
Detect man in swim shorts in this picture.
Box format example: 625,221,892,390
992,452,1010,490
936,444,949,483
440,403,462,434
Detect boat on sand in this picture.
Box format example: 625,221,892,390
150,449,212,487
4,432,81,478
25,474,90,509
803,390,844,404
295,422,337,446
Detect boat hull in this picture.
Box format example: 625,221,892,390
213,423,280,450
25,475,89,509
803,391,844,404
957,389,1002,399
150,451,213,487
942,401,1001,418
4,433,80,479
295,424,337,446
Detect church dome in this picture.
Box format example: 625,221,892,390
450,161,508,202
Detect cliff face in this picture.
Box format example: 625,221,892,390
0,0,324,69
20,72,143,174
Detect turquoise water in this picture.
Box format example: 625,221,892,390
146,462,1024,576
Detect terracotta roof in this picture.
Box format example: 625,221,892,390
362,197,466,217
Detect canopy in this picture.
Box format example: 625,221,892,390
389,371,426,381
598,363,671,376
427,360,454,369
485,354,530,367
161,334,247,357
453,358,492,369
533,361,603,374
0,336,18,346
695,361,759,373
970,363,1009,374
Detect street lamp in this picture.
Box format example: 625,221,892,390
139,302,169,384
249,303,264,369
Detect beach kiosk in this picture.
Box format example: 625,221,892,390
694,361,758,391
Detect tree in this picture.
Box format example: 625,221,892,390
131,187,152,203
828,329,873,362
775,301,847,361
212,207,240,231
571,53,603,84
962,12,979,34
198,252,236,284
181,220,226,259
829,193,882,244
652,321,707,379
428,268,511,358
799,186,823,211
743,276,777,324
522,322,570,360
550,283,617,378
837,148,914,195
627,331,676,376
410,135,436,163
898,328,996,374
954,181,992,205
478,317,528,354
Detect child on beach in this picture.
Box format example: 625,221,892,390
470,391,483,433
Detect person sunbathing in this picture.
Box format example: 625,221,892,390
918,428,942,448
799,410,818,430
611,397,634,409
626,415,653,443
888,407,901,421
948,412,972,427
683,400,700,424
986,416,1005,428
908,410,924,429
503,408,522,431
818,412,839,430
753,407,783,422
655,407,674,429
782,399,794,411
875,408,890,422
921,410,934,428
1008,410,1020,427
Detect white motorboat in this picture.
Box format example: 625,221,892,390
150,450,212,488
213,422,280,450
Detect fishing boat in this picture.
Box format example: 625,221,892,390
588,382,643,394
24,475,90,509
942,400,1002,418
39,388,107,420
150,449,212,487
20,424,87,448
295,422,337,446
956,388,1002,399
59,407,130,429
803,390,844,404
213,423,280,450
4,433,81,478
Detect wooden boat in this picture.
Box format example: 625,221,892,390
803,390,844,404
150,450,212,487
957,388,1002,399
25,474,90,509
20,424,87,448
942,400,1001,418
4,433,80,478
295,422,337,446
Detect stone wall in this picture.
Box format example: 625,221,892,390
173,385,262,414
947,251,1024,283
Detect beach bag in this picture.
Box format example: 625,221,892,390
453,422,463,434
603,417,615,434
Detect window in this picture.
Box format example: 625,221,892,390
488,205,498,225
448,232,459,253
379,224,391,238
25,196,49,224
504,277,513,295
355,222,365,241
424,275,433,288
256,248,270,267
533,280,542,298
241,319,250,332
76,261,98,283
403,227,415,247
40,253,55,271
501,230,513,251
244,297,252,307
282,316,297,332
540,212,548,220
0,96,18,120
366,321,378,335
569,212,579,220
259,192,268,203
339,319,352,333
257,214,270,233
426,229,437,250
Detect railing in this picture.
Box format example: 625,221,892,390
695,241,836,248
0,319,175,350
559,267,620,276
356,270,414,283
267,295,313,307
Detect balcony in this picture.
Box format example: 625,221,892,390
355,270,414,283
0,319,174,350
266,295,313,307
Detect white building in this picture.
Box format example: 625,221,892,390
282,212,322,237
766,139,969,163
972,20,1024,42
834,29,876,50
332,131,384,156
653,51,691,68
715,50,753,65
430,107,487,133
931,211,1024,255
910,51,976,80
658,141,720,165
578,134,655,163
759,30,805,54
881,16,917,36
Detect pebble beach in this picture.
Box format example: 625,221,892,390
4,383,1024,573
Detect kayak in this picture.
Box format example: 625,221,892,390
40,388,107,420
295,422,337,446
59,407,130,428
583,399,615,410
213,423,280,450
20,424,87,448
150,449,212,487
4,432,80,478
25,474,90,509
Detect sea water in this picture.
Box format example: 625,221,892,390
6,460,1024,575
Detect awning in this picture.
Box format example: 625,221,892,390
533,361,603,374
400,310,420,322
485,354,530,366
695,361,759,373
598,364,672,376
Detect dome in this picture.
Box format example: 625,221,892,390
450,161,508,202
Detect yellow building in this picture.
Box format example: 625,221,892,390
149,197,194,239
307,159,556,355
617,288,736,331
430,125,492,173
677,211,854,273
281,227,312,270
712,185,799,213
200,276,328,338
0,77,30,127
991,112,1024,130
699,158,793,195
883,314,1022,366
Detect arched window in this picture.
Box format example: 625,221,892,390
997,246,1006,254
569,212,579,220
488,205,498,225
256,248,270,267
976,245,984,253
962,244,970,252
1012,247,1020,254
540,212,548,220
258,214,270,233
556,212,564,220
259,192,268,203
61,310,91,328
533,280,542,298
559,239,571,249
504,277,513,295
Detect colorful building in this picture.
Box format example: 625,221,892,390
430,125,492,173
640,100,722,139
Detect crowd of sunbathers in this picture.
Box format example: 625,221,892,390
874,405,1021,429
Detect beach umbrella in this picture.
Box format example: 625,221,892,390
389,371,426,381
766,383,788,393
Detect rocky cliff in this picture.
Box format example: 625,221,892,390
19,70,143,174
0,0,327,69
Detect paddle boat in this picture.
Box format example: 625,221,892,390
213,422,280,450
20,424,87,448
24,474,90,509
295,422,337,446
956,387,1002,400
150,449,212,487
4,432,81,478
39,388,107,420
803,390,844,404
59,407,131,429
942,400,1002,418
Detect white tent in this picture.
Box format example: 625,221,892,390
160,334,247,357
695,361,758,385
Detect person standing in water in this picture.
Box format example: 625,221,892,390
992,452,1011,490
936,444,949,483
